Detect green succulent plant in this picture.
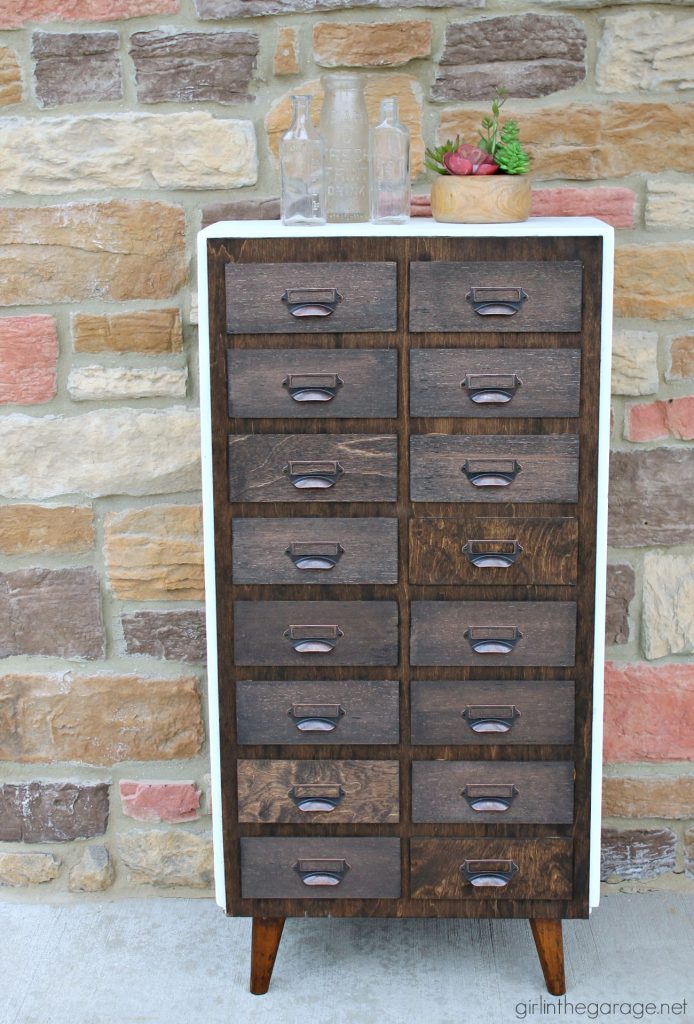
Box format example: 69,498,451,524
424,135,462,175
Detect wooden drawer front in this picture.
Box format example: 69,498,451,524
410,434,579,504
409,261,582,333
411,680,575,746
410,601,576,667
232,518,399,585
229,434,397,503
410,838,573,901
236,680,400,745
226,261,397,334
410,349,580,418
241,837,401,899
412,761,574,824
409,517,578,586
237,759,399,823
234,600,399,666
228,348,398,419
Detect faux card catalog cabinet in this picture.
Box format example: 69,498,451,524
198,219,613,997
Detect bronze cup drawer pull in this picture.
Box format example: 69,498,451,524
289,784,345,813
465,625,522,655
284,460,344,490
462,458,521,488
295,857,350,887
288,702,346,733
282,287,343,318
462,539,523,569
462,783,519,813
460,859,519,888
466,286,528,317
283,372,344,403
461,372,522,404
286,541,345,571
461,704,521,734
284,624,344,654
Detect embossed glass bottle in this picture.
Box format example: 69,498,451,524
370,97,410,224
320,73,370,223
280,94,325,226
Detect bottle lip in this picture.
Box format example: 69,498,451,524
321,72,364,84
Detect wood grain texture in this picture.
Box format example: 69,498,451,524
250,917,285,996
530,919,566,996
430,174,532,225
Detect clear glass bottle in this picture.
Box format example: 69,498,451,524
320,73,370,224
370,97,410,224
280,94,325,226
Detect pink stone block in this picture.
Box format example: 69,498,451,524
119,780,200,823
603,662,694,763
626,396,694,441
0,0,178,29
531,186,636,228
0,315,57,404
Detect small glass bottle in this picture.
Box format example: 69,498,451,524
370,97,410,224
320,73,370,223
280,94,325,226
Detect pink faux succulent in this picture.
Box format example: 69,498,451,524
442,144,499,176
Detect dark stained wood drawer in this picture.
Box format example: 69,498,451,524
234,600,399,666
229,434,397,503
410,838,573,900
410,601,576,667
236,679,400,745
411,679,575,745
410,434,579,504
411,761,574,824
409,260,582,333
237,759,399,823
232,517,399,585
228,348,398,418
410,348,581,418
409,516,578,586
226,261,397,334
241,837,401,899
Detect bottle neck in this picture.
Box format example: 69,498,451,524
379,99,398,125
291,96,313,133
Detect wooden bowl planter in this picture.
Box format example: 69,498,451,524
431,173,531,224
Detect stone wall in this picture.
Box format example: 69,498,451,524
0,0,692,900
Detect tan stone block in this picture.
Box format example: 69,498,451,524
274,27,300,75
72,309,182,354
603,776,694,819
615,244,694,319
642,553,694,660
68,365,187,401
0,505,94,554
0,672,204,764
265,74,424,177
611,330,659,396
104,505,203,601
597,11,694,92
646,181,694,229
69,845,114,892
313,20,432,68
0,46,21,105
0,1,178,29
116,829,213,888
0,852,60,887
667,335,694,381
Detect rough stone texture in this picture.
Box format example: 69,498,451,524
273,26,299,76
603,776,694,819
0,46,22,106
0,201,186,306
610,330,659,396
201,197,279,227
313,20,432,68
121,609,206,663
0,1,177,28
597,11,694,93
32,31,122,107
646,181,694,229
439,103,694,181
603,662,694,762
0,114,257,194
601,828,677,881
195,0,480,15
615,244,694,320
119,781,200,823
68,845,114,892
667,335,694,382
642,553,694,660
72,309,182,355
0,568,104,660
686,829,694,878
116,829,213,888
608,450,694,546
104,505,204,601
0,852,60,887
0,408,200,499
68,366,188,402
606,564,635,646
530,186,636,228
0,315,58,405
266,75,424,176
0,672,204,765
626,396,694,442
0,506,94,556
433,15,586,100
130,29,258,104
0,782,108,842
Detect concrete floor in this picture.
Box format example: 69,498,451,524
1,894,692,1024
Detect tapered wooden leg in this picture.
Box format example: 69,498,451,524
529,918,566,996
250,916,285,995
